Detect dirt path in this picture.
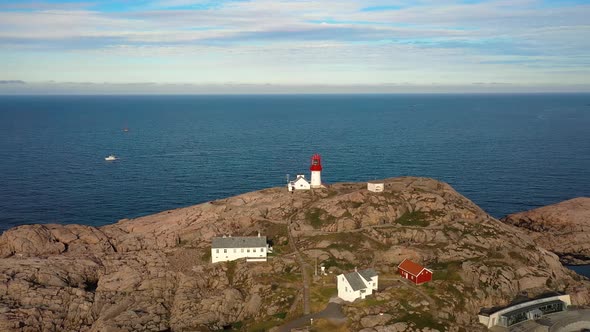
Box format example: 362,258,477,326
286,197,314,315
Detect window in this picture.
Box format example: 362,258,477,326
241,248,244,253
261,248,265,252
224,249,227,253
233,249,236,253
216,249,219,253
253,248,256,253
247,249,250,253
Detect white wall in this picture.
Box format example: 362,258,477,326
337,274,374,302
370,275,379,290
310,171,321,188
292,177,310,190
368,183,384,192
211,246,267,263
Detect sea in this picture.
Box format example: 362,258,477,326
0,94,589,254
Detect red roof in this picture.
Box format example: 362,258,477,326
310,154,322,171
398,259,428,276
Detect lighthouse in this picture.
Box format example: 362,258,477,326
310,154,322,188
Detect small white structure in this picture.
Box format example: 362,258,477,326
478,294,571,329
211,233,269,263
288,174,311,191
337,268,378,302
367,182,384,192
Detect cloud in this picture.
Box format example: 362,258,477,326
0,0,589,89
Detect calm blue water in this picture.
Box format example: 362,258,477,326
1,94,589,234
568,265,590,278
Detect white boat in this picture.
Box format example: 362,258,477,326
105,155,118,161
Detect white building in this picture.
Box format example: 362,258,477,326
478,294,571,329
288,174,311,191
367,182,384,192
337,269,378,302
211,234,269,263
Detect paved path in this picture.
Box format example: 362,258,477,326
277,298,346,332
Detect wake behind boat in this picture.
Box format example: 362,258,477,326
105,155,118,161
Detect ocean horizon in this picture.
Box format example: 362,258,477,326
1,94,589,234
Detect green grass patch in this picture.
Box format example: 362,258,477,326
305,208,335,229
201,250,211,262
395,312,446,330
396,211,430,227
277,272,301,283
322,257,355,271
431,261,462,281
226,261,237,284
246,319,281,332
355,296,388,307
262,221,288,238
231,321,243,330
272,312,287,320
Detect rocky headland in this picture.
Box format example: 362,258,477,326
501,197,590,265
0,177,588,332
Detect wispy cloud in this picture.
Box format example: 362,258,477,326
0,0,589,90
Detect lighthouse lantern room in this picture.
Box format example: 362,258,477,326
310,154,322,188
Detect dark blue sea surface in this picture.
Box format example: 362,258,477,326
568,265,590,278
1,94,589,234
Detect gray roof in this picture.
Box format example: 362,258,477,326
343,271,368,291
212,236,267,249
358,269,378,282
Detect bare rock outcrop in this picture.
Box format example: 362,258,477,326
0,177,587,331
501,197,590,264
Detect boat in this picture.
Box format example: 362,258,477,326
105,155,118,161
123,127,129,132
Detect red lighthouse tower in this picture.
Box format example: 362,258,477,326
310,154,322,188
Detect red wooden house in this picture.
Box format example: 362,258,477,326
397,259,433,285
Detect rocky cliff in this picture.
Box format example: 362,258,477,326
501,197,590,265
0,177,588,332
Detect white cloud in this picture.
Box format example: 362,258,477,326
0,0,589,88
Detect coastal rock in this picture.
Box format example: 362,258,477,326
0,177,588,331
501,197,590,264
361,313,392,327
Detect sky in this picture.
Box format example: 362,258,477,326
0,0,589,93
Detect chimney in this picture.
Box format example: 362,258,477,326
257,231,261,238
354,266,357,272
